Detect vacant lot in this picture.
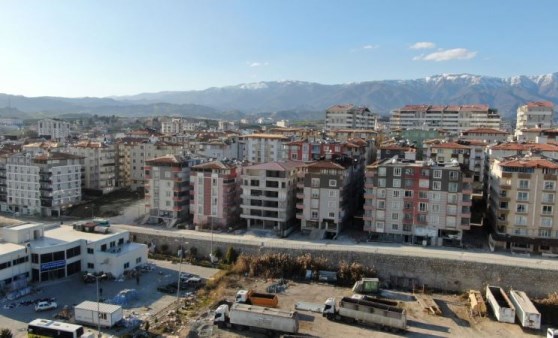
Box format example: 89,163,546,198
185,278,543,338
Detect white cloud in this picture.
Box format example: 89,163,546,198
413,48,477,62
248,62,269,67
362,44,379,49
410,41,436,49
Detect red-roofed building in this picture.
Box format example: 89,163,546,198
460,128,510,143
190,161,241,230
488,155,558,253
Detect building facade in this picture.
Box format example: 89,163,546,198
515,101,554,139
325,104,377,131
364,158,472,246
6,152,83,217
38,119,71,141
390,104,501,134
488,156,558,254
242,134,289,163
460,128,510,143
190,161,241,230
240,161,303,237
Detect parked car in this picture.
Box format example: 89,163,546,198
35,301,57,312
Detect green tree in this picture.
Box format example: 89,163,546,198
0,328,13,338
144,321,150,332
224,246,238,264
213,247,223,259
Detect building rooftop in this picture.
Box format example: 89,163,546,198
75,301,122,313
34,152,84,161
499,158,558,170
30,225,120,249
244,161,304,171
145,154,187,165
525,101,554,109
192,160,234,170
0,242,26,255
304,160,346,170
462,128,509,135
241,134,290,140
430,142,470,150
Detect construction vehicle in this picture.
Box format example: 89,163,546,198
485,285,515,323
509,290,541,329
214,303,299,335
322,296,406,332
235,289,279,308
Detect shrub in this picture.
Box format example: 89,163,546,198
0,329,13,338
224,246,238,264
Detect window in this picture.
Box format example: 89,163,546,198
392,179,401,188
404,190,413,197
419,202,427,212
311,189,319,198
541,217,553,227
430,215,439,225
543,193,554,203
393,190,400,197
311,178,320,187
419,179,429,188
431,192,440,200
311,210,318,219
328,179,337,187
405,168,414,175
417,214,427,223
403,224,412,232
517,192,529,201
543,205,553,215
378,167,386,176
448,183,458,192
392,224,399,230
518,180,529,189
500,201,508,209
432,204,440,213
404,202,412,210
136,257,142,264
421,169,429,177
447,205,457,215
328,212,336,218
391,201,401,209
544,181,555,190
449,171,459,181
404,179,413,188
328,190,337,197
376,210,385,220
87,248,94,254
432,181,441,190
419,191,428,199
87,263,94,269
433,170,442,179
377,189,386,198
391,213,399,220
378,178,386,187
124,262,130,269
393,168,402,176
515,215,528,226
539,229,551,237
377,200,385,209
516,204,528,213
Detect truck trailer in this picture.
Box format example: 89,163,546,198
236,289,279,308
509,290,541,329
323,296,406,332
74,301,123,328
214,303,299,335
485,286,515,323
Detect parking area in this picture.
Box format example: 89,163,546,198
0,259,219,337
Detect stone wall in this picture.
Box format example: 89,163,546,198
131,231,558,297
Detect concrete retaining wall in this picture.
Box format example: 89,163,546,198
131,231,558,297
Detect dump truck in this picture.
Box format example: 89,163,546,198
485,285,515,323
323,296,406,332
214,303,299,335
74,301,123,328
509,289,541,329
236,289,279,308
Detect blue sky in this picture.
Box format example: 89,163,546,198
0,0,556,97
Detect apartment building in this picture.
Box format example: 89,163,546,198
190,161,240,230
378,144,417,161
488,156,558,253
363,158,472,246
489,142,558,161
161,118,183,134
460,128,510,143
327,129,377,141
240,161,303,237
116,140,185,191
5,152,83,217
61,141,117,195
241,134,289,163
296,160,361,238
144,155,199,227
325,104,377,131
515,101,554,139
38,119,71,141
284,140,349,162
390,104,501,134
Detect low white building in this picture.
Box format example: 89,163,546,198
0,223,147,285
38,118,71,141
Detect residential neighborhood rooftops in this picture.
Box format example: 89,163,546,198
499,158,558,169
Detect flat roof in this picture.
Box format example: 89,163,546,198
76,301,122,313
8,223,43,231
31,225,122,249
0,242,26,256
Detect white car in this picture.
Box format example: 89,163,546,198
35,301,58,312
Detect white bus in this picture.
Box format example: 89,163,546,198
28,319,85,338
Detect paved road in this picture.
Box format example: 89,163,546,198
113,223,558,271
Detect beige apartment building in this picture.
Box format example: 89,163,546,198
61,140,117,195
190,161,241,230
488,156,558,254
240,161,303,237
241,134,289,163
515,101,554,139
325,104,377,131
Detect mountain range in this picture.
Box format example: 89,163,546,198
1,73,557,121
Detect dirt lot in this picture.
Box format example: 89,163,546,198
183,277,544,338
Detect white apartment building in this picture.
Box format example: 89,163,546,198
38,119,71,141
240,161,303,237
390,104,501,134
488,156,558,254
0,223,147,286
242,134,289,163
161,119,207,134
61,141,117,195
515,101,554,139
144,155,199,227
325,104,377,131
5,152,83,217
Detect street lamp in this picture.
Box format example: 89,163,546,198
174,238,189,307
87,273,106,338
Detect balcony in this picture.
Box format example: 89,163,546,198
500,183,511,190
502,172,512,178
363,193,374,199
296,192,304,199
296,203,304,209
296,182,304,189
364,183,374,189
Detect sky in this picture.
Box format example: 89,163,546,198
0,0,557,97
